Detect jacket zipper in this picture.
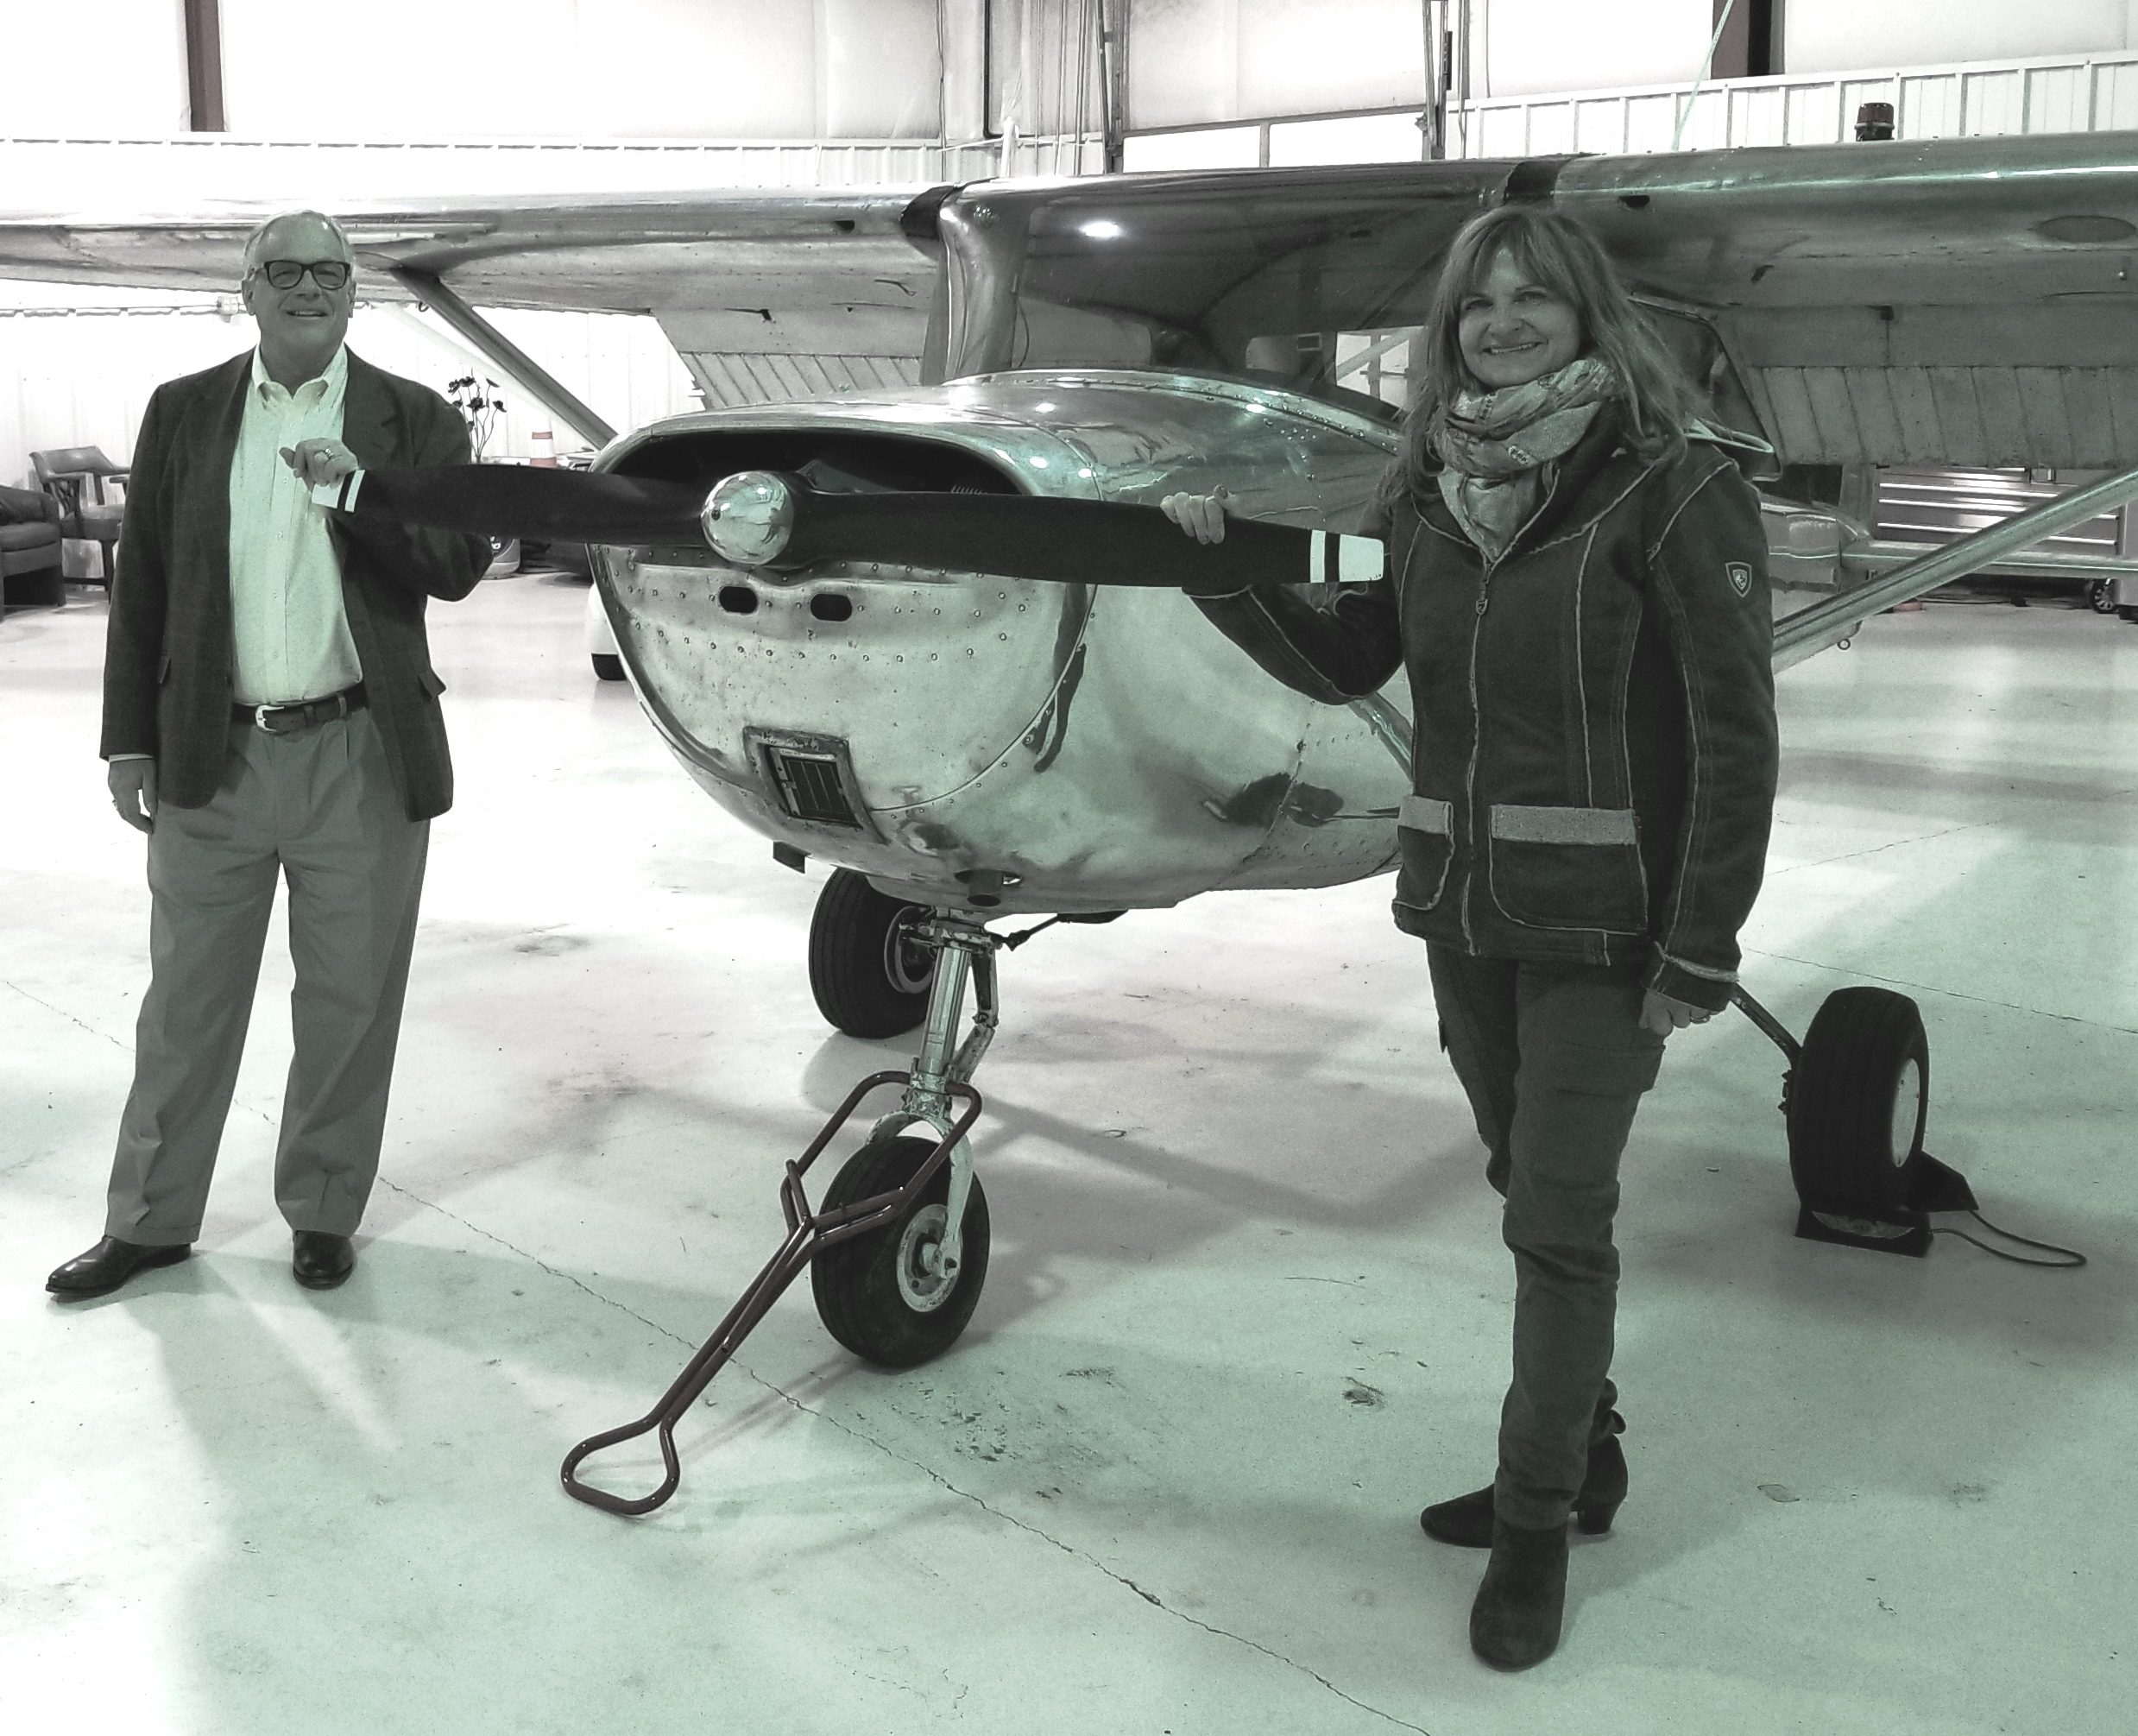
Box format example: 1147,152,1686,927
1460,575,1487,951
1456,483,1555,953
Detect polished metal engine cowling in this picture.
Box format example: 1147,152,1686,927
591,370,1405,914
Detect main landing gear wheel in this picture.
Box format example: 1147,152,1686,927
1785,987,1929,1216
810,868,935,1038
811,1135,991,1367
2087,576,2119,615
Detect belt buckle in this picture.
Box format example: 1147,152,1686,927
254,703,292,735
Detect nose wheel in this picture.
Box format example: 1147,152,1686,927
562,911,1001,1515
813,1134,992,1367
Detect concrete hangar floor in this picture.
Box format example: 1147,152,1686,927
2,571,2130,1736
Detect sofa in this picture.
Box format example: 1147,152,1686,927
0,480,66,615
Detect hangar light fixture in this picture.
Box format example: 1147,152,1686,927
1079,219,1125,240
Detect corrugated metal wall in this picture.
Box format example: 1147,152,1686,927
1124,47,2138,167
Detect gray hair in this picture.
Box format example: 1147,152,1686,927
240,210,354,278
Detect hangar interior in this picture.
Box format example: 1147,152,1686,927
3,3,2135,1733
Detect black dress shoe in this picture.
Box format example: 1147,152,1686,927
47,1236,192,1298
292,1231,355,1290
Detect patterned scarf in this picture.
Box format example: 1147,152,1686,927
1432,356,1619,561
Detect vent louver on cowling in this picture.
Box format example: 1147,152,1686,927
764,746,862,829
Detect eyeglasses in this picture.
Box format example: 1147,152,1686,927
253,259,352,291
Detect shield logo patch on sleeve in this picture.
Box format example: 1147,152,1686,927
1725,561,1753,598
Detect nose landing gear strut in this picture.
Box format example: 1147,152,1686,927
560,912,1002,1516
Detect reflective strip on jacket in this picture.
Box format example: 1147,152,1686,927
1193,407,1780,1013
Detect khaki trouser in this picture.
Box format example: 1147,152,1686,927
104,709,427,1245
1427,945,1667,1531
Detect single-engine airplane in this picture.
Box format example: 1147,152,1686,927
5,130,2128,1508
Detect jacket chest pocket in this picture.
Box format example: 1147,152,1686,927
1395,794,1454,911
1485,803,1647,934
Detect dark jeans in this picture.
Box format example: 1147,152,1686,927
1427,945,1667,1531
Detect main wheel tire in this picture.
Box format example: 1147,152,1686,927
1785,987,1929,1216
590,652,625,681
809,868,933,1038
2088,576,2119,615
811,1135,990,1368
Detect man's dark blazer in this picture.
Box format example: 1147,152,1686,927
101,348,490,820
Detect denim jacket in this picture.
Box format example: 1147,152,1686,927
1194,407,1779,1012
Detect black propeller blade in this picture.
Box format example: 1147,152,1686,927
333,464,1376,590
341,464,706,545
772,489,1344,590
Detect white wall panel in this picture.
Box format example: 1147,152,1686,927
823,0,944,137
1441,47,2138,155
1234,0,1425,119
1128,0,1238,129
1128,0,1422,128
215,0,939,141
1128,42,2138,168
1120,125,1262,169
988,0,1110,139
1473,0,1712,100
1265,111,1422,166
1785,0,2136,77
0,0,188,135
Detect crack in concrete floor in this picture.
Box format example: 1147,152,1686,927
1740,945,2138,1038
2,976,135,1049
1763,819,1990,878
387,1178,1437,1735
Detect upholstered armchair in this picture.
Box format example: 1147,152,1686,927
31,445,129,587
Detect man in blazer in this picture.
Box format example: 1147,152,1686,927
47,209,489,1299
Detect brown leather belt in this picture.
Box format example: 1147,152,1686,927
234,683,368,735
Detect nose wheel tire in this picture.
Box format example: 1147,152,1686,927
1785,987,1929,1217
810,868,935,1038
811,1135,990,1367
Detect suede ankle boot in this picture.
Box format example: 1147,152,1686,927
1469,1515,1569,1670
1420,1408,1626,1549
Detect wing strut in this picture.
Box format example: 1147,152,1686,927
1775,458,2138,670
385,266,616,451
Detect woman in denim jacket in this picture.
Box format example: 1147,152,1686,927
1163,205,1780,1670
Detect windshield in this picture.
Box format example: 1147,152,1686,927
943,167,1501,420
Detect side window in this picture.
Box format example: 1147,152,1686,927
1245,327,1422,413
1329,328,1421,412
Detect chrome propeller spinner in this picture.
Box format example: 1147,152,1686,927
700,470,795,566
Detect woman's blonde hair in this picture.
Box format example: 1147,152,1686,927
1398,204,1698,495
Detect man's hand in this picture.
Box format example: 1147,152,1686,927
1641,988,1714,1036
108,758,157,835
281,437,360,489
1160,486,1232,544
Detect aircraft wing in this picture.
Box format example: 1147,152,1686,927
0,186,949,410
10,129,2138,464
1549,130,2138,470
